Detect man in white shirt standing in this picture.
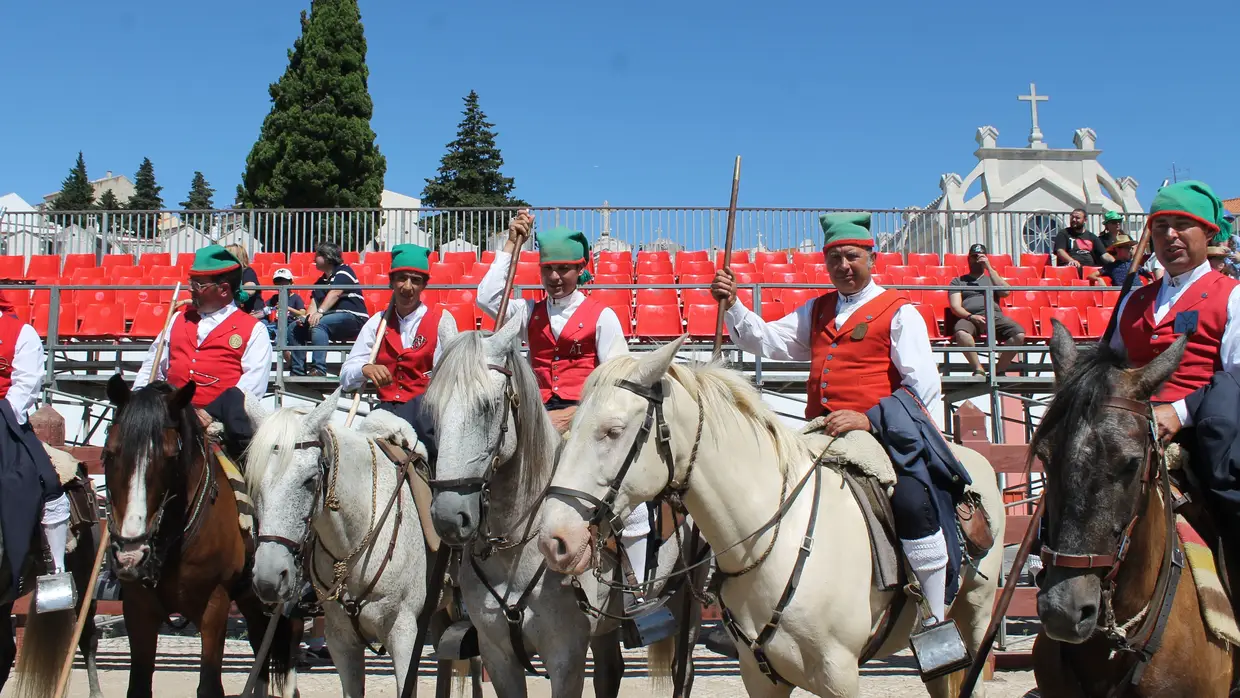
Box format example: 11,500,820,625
711,213,969,641
135,245,273,460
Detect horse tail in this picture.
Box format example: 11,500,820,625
266,612,297,697
451,659,470,698
13,607,76,698
646,635,676,693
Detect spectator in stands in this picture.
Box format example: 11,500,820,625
261,268,306,341
339,244,454,460
1208,245,1233,276
1087,233,1149,290
1054,208,1114,271
288,242,368,376
225,244,262,316
1099,210,1125,248
948,244,1025,375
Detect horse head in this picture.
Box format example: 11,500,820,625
538,336,687,576
1035,320,1186,643
104,373,198,583
244,391,338,604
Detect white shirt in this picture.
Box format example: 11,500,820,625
5,321,43,424
134,304,273,400
1109,260,1240,427
477,251,628,362
724,281,943,421
339,304,457,391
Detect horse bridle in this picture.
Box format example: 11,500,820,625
1038,394,1186,691
254,438,327,572
426,361,522,555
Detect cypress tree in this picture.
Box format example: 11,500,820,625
96,189,124,233
238,0,386,251
126,157,164,238
421,90,527,248
48,151,95,228
180,172,216,233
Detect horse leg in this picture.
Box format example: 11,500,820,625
193,586,233,698
0,603,14,692
588,629,624,698
324,607,367,698
78,601,103,698
383,609,422,697
121,586,161,698
475,626,529,698
1031,634,1087,698
283,616,304,698
737,653,795,698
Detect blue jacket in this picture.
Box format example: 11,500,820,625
0,401,63,591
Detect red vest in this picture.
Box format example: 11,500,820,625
529,297,605,403
0,312,24,400
1119,270,1239,403
375,306,442,403
166,307,259,408
806,290,909,419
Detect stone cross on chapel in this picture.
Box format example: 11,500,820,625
1018,82,1049,149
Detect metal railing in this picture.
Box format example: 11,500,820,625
0,206,1147,263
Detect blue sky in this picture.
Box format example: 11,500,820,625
2,0,1237,212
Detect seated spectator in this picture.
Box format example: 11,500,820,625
1098,210,1124,249
1054,208,1114,271
289,242,368,376
948,244,1026,376
261,268,307,341
1087,233,1150,291
1208,245,1236,277
226,244,263,315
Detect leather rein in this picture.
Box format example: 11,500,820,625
1038,395,1186,693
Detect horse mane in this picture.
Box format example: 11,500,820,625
245,406,310,493
583,355,809,476
114,380,201,490
1029,341,1129,469
424,330,558,503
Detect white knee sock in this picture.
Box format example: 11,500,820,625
902,530,949,624
621,535,648,588
42,493,71,574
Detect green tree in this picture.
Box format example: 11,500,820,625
237,0,386,251
421,90,527,249
126,157,164,238
48,151,95,228
179,171,216,233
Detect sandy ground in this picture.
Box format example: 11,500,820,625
26,635,1039,697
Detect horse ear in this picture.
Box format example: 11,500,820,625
106,373,130,408
243,393,272,429
306,388,341,433
631,335,686,386
438,311,460,346
1049,320,1078,384
167,381,196,414
489,313,523,352
1135,334,1189,399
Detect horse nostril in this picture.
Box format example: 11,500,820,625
553,536,569,557
457,511,472,531
1079,602,1098,625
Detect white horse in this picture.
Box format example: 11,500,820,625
537,337,1005,698
244,392,430,698
423,318,703,698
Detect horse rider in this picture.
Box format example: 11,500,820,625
1107,181,1240,606
135,245,274,461
339,243,456,459
477,215,657,600
708,212,975,650
0,285,72,592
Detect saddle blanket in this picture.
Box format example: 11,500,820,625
1176,515,1240,647
211,444,254,537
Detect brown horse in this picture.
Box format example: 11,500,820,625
1032,321,1235,697
104,375,297,698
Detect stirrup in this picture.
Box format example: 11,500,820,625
34,571,77,614
909,617,971,682
621,595,677,648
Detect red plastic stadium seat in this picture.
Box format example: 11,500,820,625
74,288,117,306
109,265,142,282
362,251,390,270
609,304,633,337
0,256,24,279
429,262,465,283
138,252,172,269
252,252,286,266
904,276,936,288
914,304,946,341
943,253,969,272
764,272,808,285
101,254,134,271
729,263,757,276
595,261,632,277
1039,307,1084,339
677,261,715,278
590,288,633,308
986,253,1013,269
441,250,477,269
673,252,709,275
680,288,714,306
1008,289,1053,310
753,251,789,269
637,250,672,264
441,303,478,330
635,260,673,276
871,274,891,286
61,253,95,276
907,253,940,269
290,251,317,267
636,288,678,306
340,251,361,265
1060,289,1098,313
716,251,750,268
126,303,168,338
791,252,822,270
886,265,919,280
1043,266,1079,284
75,302,125,338
8,305,30,326
801,263,827,280
441,288,477,306
598,251,633,268
779,288,820,310
25,255,60,278
1021,253,1050,275
679,274,714,286
923,266,957,282
174,255,196,272
70,267,106,283
762,263,796,277
515,263,541,286
685,305,724,338
635,305,683,339
360,291,387,315
32,303,75,338
760,301,788,321
1004,307,1038,340
1086,307,1114,337
1002,267,1038,284
919,290,949,314
635,274,675,286
592,274,631,286
875,252,904,269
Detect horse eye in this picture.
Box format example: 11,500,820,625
606,426,624,439
302,475,317,489
1124,456,1143,474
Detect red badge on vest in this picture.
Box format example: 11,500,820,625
569,341,582,357
412,334,427,350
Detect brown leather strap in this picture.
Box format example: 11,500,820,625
1040,547,1117,569
1101,396,1149,417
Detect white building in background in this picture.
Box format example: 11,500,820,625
371,189,425,250
896,83,1143,258
41,171,136,209
163,223,264,261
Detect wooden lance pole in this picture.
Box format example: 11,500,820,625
495,210,532,330
345,294,396,428
713,156,742,361
957,491,1046,698
1100,219,1154,346
55,285,187,697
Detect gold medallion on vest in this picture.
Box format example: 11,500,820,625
228,334,243,349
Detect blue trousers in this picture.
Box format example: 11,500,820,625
289,312,365,374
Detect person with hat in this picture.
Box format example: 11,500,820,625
339,244,456,455
134,245,274,459
1088,233,1151,290
289,242,369,377
0,286,73,596
1099,210,1125,249
948,244,1026,375
260,268,308,341
711,212,973,640
1108,181,1240,595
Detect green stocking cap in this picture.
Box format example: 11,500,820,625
1103,210,1124,223
537,226,592,283
1149,180,1225,240
188,245,242,277
819,212,875,249
389,244,432,276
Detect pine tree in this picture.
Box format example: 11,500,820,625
48,151,95,228
238,0,386,251
179,172,216,233
126,157,164,238
96,189,123,233
421,90,527,248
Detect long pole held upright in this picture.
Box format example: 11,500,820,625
345,295,395,428
713,156,742,361
495,210,531,330
1100,220,1154,346
148,282,185,383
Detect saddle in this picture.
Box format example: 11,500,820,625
367,430,441,554
203,422,254,537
